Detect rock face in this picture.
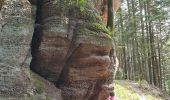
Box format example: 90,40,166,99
0,0,33,95
0,0,117,100
0,0,62,99
30,0,116,100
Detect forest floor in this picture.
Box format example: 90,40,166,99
114,80,170,100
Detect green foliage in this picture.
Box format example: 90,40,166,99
53,0,114,37
115,80,166,100
166,80,170,92
89,23,111,35
115,83,140,100
53,0,87,11
114,0,170,89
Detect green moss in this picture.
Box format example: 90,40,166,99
53,0,114,37
88,23,110,34
76,27,112,46
30,71,46,94
77,6,113,37
81,8,102,22
76,23,112,39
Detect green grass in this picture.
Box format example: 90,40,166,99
114,80,164,100
115,83,140,100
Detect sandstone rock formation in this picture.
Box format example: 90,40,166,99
0,0,62,99
0,0,117,100
30,0,116,100
0,0,33,95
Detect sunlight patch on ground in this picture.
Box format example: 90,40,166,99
114,80,164,100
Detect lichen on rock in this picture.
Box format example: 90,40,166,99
0,0,34,95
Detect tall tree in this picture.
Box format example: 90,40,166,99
114,0,170,91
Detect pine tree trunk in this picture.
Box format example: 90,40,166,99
107,0,114,31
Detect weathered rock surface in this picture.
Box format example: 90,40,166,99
0,0,33,95
0,0,117,100
0,0,62,99
30,0,116,100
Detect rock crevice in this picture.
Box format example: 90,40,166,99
0,0,117,99
30,0,116,100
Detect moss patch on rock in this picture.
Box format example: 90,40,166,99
30,71,46,94
71,4,113,37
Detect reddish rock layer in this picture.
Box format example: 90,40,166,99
30,0,116,100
